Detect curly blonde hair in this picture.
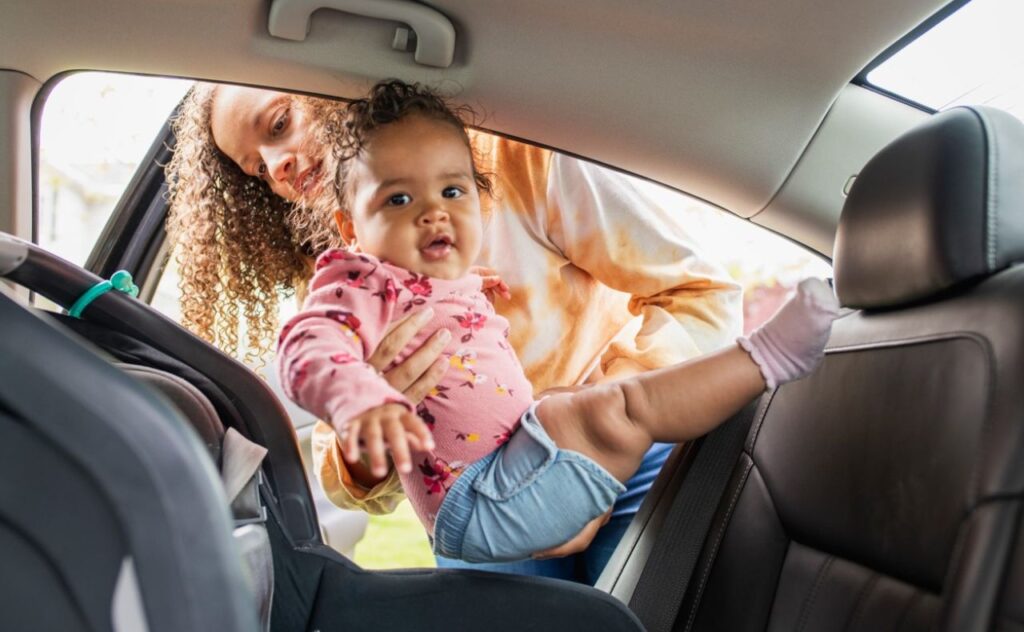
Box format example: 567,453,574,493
164,84,339,362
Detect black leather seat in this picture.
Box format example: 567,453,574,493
609,105,1024,631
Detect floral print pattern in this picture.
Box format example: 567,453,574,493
454,311,487,343
419,457,464,495
280,249,533,535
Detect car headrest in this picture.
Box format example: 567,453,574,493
834,106,1024,309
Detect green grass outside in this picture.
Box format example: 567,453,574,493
353,499,437,569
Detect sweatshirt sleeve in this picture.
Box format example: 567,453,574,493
542,152,743,379
277,250,412,434
311,421,406,515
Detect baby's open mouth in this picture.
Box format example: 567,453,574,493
421,234,455,260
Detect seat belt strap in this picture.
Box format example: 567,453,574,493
221,427,269,526
626,397,763,632
221,428,274,632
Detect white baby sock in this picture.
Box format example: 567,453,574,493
737,278,841,389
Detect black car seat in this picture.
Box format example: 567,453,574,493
0,289,261,631
603,105,1024,631
0,233,645,632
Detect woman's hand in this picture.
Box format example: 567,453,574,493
531,509,612,560
368,307,451,404
339,403,435,477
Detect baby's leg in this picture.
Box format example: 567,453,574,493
538,278,839,483
537,344,764,482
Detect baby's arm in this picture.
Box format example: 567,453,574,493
277,251,434,475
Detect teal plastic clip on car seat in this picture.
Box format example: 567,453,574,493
68,269,139,318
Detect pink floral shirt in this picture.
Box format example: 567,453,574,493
278,249,534,533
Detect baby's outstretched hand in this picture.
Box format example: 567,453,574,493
738,277,841,389
339,403,435,477
470,266,512,302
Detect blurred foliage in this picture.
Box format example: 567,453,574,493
354,501,436,569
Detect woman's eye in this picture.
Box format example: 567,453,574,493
271,108,290,135
442,186,463,199
387,193,411,206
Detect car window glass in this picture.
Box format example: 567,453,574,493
866,0,1024,121
37,72,191,268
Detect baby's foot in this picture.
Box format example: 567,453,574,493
738,278,840,389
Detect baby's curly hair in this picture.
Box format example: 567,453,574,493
312,79,492,213
164,84,339,362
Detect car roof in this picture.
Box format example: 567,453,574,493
2,0,950,253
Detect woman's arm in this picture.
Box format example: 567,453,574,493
543,151,743,380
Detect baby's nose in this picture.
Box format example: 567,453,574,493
419,207,450,224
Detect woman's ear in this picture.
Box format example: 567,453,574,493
334,211,357,247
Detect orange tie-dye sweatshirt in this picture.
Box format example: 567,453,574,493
310,134,743,514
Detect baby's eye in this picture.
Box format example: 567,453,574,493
257,162,267,178
442,186,463,199
387,193,411,206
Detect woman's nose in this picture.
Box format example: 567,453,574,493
263,149,295,184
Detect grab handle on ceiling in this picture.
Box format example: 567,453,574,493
268,0,456,68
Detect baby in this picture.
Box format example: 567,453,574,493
277,80,839,562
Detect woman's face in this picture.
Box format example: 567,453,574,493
209,86,324,203
340,115,483,280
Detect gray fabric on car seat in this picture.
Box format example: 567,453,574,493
118,363,223,464
118,363,272,632
0,294,259,632
834,105,1024,309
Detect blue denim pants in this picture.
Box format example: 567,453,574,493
432,402,626,563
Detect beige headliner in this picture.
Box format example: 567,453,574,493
3,0,946,221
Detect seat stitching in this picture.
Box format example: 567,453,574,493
745,389,777,454
843,571,878,632
976,108,999,270
682,458,753,632
991,112,999,270
796,554,834,632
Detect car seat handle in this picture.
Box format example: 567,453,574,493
267,0,456,68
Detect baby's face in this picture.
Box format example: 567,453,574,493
341,115,483,280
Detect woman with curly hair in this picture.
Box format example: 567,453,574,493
165,82,743,584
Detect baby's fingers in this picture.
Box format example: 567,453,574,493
341,420,363,464
404,413,435,452
384,417,414,474
361,421,389,478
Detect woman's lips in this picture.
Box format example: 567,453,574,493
295,164,322,195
